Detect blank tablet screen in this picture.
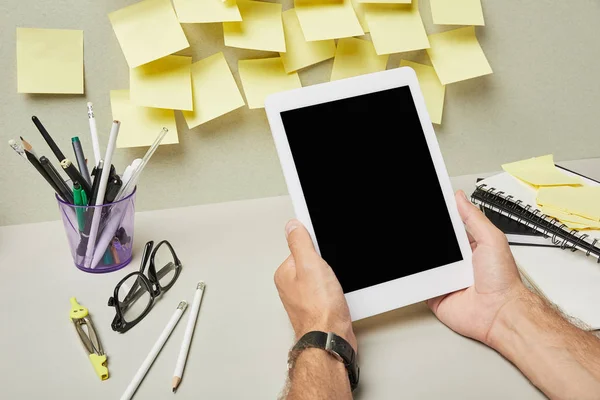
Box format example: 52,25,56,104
279,86,463,294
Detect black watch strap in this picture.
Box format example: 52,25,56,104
290,331,360,391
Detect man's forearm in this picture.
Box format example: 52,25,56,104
488,289,600,399
286,348,352,400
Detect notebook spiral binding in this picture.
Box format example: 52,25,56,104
472,184,600,263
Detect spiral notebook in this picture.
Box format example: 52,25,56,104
473,168,600,329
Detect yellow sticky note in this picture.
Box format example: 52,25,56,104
400,60,445,124
16,28,83,94
130,55,193,111
280,9,336,73
351,0,370,32
540,205,600,230
502,155,582,187
182,52,245,129
430,0,485,26
358,0,410,3
110,90,179,148
295,0,364,41
223,0,285,52
173,0,242,23
330,38,388,81
109,0,190,68
537,187,600,222
238,58,302,109
365,1,429,55
426,26,492,85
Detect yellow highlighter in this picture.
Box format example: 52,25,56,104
69,298,109,380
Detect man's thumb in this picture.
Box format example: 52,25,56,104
285,219,317,265
455,191,500,245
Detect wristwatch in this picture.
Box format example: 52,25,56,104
289,331,360,391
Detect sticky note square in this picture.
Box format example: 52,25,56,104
295,0,364,41
502,155,583,187
330,38,388,81
280,9,336,73
223,0,285,52
130,55,193,111
351,0,370,33
238,58,301,109
400,60,445,124
426,26,492,85
182,52,245,129
110,90,179,148
358,0,410,3
365,2,430,55
430,0,485,26
16,28,83,94
173,0,242,23
109,0,190,68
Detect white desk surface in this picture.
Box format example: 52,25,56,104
2,158,598,399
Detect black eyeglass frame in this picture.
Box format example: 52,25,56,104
108,240,182,333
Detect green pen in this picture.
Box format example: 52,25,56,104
73,182,86,231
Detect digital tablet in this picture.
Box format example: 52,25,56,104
265,67,473,321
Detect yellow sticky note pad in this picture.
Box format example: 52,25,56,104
537,187,600,222
223,0,285,52
182,52,245,129
540,205,600,230
502,155,582,187
130,55,193,111
295,0,364,41
400,60,445,124
426,26,492,85
280,9,336,73
110,90,179,148
358,0,410,3
351,0,370,32
430,0,484,26
16,28,83,94
173,0,242,23
109,0,189,68
331,38,388,81
365,2,429,55
238,58,302,109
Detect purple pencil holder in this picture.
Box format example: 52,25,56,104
57,188,136,273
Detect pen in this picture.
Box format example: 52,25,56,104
105,175,123,204
89,160,105,206
72,137,92,186
39,156,73,204
87,103,101,167
21,149,63,198
32,116,67,162
61,159,92,197
73,182,87,231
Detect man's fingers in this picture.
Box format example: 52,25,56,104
274,255,296,290
285,219,319,272
455,191,504,247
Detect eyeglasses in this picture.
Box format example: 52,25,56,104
108,240,182,333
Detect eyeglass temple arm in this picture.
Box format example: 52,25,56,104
119,262,177,312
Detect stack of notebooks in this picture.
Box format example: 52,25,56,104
473,166,600,330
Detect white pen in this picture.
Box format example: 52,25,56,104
172,282,206,392
120,301,188,400
85,120,120,268
87,102,102,167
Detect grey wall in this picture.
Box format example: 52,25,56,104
1,0,599,226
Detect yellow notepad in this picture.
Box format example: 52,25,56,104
182,52,245,129
365,1,429,55
502,155,582,187
330,38,388,81
223,0,285,52
16,28,84,94
110,90,179,148
351,0,370,33
294,0,364,41
426,26,492,85
173,0,242,23
400,60,445,124
280,9,336,73
430,0,485,26
130,55,193,111
238,58,302,109
540,205,600,230
537,187,600,222
358,0,410,4
108,0,189,68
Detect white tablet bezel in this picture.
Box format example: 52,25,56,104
265,67,473,321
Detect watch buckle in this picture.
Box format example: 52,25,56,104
325,332,344,363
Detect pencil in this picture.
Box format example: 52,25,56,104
172,282,206,393
22,149,64,198
8,139,27,159
20,136,39,158
87,103,102,167
31,116,67,162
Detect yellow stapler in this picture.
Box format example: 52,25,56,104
69,297,109,380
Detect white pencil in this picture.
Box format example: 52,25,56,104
87,102,102,167
85,120,120,268
172,282,206,392
120,301,188,400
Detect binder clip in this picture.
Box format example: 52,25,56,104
69,297,109,380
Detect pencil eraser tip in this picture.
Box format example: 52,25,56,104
8,139,15,145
